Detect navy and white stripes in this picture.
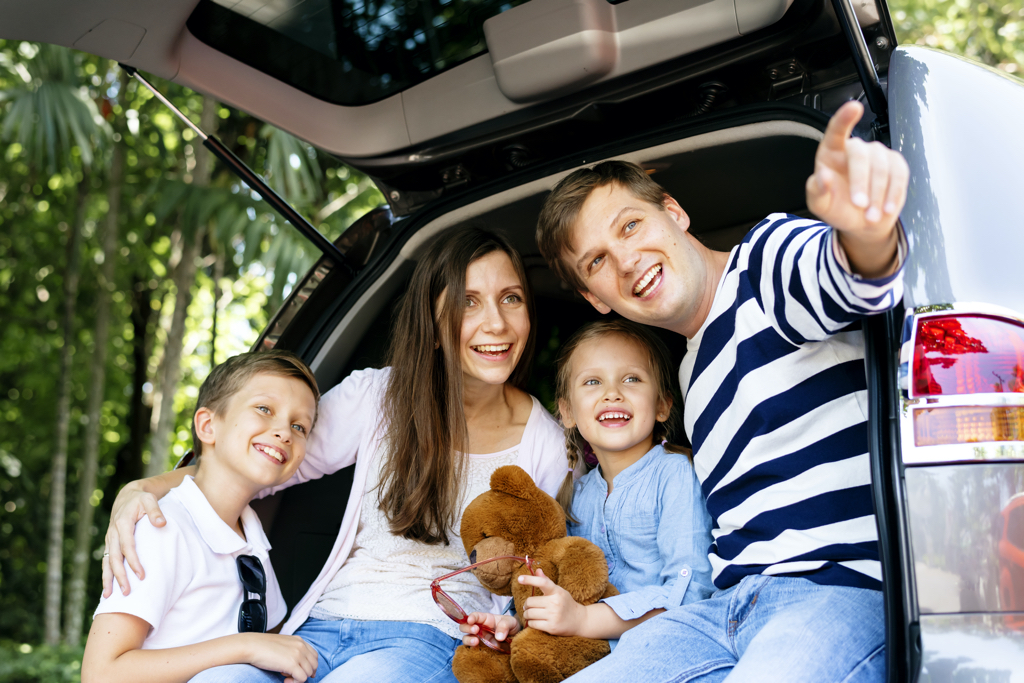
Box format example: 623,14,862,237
680,214,905,591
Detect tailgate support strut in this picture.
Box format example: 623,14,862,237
830,0,889,123
119,64,356,278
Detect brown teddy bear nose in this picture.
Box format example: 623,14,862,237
469,549,477,564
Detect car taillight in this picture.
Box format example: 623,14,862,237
913,315,1024,396
914,406,1024,447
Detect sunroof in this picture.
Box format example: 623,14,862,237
188,0,530,107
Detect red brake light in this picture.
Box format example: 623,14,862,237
913,315,1024,396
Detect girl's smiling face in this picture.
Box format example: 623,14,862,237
558,333,670,463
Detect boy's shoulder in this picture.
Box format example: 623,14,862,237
147,479,213,541
124,485,194,551
119,484,203,578
93,485,199,628
131,477,248,566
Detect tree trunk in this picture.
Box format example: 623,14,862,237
210,243,224,368
64,75,127,644
43,169,89,646
145,96,218,476
103,273,151,506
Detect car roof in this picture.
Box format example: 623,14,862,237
1,0,892,209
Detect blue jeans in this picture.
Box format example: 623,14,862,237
188,619,460,683
566,575,885,683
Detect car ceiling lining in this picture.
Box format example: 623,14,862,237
309,120,821,384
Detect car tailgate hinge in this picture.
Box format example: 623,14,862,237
766,59,810,101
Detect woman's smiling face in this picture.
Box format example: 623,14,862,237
456,250,531,390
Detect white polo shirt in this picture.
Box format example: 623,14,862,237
94,476,286,649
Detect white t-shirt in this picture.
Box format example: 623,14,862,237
262,367,570,634
310,441,523,638
94,476,286,649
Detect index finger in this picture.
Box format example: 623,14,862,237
114,514,144,586
464,612,493,628
122,494,167,580
105,526,132,595
101,534,115,598
519,571,557,594
820,100,864,154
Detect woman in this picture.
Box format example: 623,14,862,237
101,226,567,682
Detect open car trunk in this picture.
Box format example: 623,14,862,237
251,116,824,612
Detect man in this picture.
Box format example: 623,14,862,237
536,101,908,682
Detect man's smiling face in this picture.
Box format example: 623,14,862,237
566,182,707,335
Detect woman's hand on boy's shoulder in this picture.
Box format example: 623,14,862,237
103,483,166,598
102,467,195,598
239,633,318,683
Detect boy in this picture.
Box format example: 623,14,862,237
535,102,909,682
82,350,320,683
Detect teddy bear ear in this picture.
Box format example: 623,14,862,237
489,465,538,501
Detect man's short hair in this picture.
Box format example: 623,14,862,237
191,350,320,456
536,160,669,291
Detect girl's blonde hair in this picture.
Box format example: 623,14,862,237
553,319,690,522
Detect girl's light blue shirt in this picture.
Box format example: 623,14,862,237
567,444,715,626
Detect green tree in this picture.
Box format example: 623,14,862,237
145,95,219,478
0,39,386,654
63,67,129,646
0,42,109,646
890,0,1024,76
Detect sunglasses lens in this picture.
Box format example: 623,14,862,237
433,590,466,622
477,629,512,655
238,599,267,633
236,555,266,593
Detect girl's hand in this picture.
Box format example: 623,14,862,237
242,633,319,683
459,612,520,647
520,568,587,637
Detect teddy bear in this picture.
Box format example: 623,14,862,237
451,465,618,683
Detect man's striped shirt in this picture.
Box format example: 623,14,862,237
679,214,905,591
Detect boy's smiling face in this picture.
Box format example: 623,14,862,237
195,372,316,491
565,183,708,336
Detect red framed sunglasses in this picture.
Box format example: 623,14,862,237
431,555,538,655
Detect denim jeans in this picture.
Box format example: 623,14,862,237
565,575,885,683
187,619,460,683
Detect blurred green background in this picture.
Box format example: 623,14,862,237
1,0,1022,678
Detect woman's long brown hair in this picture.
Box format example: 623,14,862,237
377,226,537,544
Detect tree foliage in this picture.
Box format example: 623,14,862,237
890,0,1024,76
0,39,383,654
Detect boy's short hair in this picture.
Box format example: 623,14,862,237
191,350,320,456
536,160,669,292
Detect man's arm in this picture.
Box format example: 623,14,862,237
101,466,195,598
81,613,318,683
806,100,909,279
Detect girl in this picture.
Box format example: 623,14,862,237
462,319,714,647
102,226,567,683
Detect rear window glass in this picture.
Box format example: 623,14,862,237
188,0,529,106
